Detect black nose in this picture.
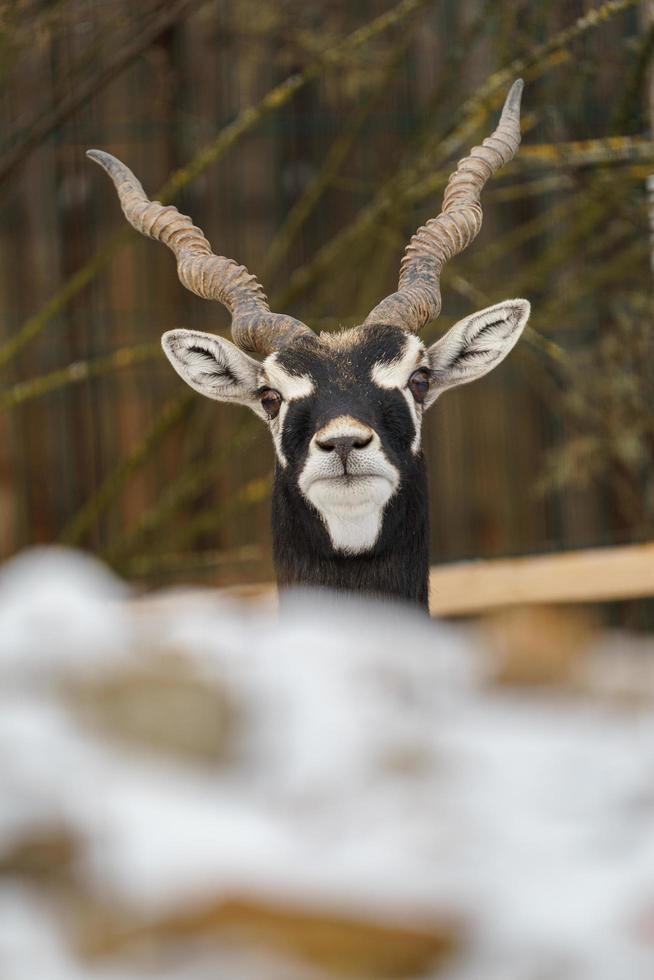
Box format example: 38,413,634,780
316,433,373,466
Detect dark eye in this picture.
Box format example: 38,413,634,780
408,369,430,404
260,388,282,419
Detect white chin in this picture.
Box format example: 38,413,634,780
304,475,395,555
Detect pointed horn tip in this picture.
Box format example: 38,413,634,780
502,78,524,117
86,148,121,175
86,148,135,182
86,148,110,165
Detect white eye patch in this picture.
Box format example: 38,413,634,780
261,354,315,401
371,334,427,454
370,334,425,390
260,353,315,467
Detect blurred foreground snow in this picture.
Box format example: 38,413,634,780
1,547,654,979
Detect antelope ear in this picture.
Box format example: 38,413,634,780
424,299,530,408
161,329,267,418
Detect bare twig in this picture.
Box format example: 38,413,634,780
0,343,158,411
261,34,412,280
0,0,207,188
122,544,264,579
275,0,640,311
104,417,258,561
0,0,431,371
59,393,194,545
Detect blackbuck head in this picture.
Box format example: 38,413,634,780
88,80,530,603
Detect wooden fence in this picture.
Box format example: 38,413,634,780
0,0,650,596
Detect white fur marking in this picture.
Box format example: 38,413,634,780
263,355,314,400
307,478,394,554
260,354,315,468
371,334,424,389
269,403,289,467
299,416,400,554
400,388,422,454
371,334,426,454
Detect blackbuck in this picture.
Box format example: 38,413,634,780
88,80,530,608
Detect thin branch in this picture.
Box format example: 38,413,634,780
519,136,654,167
0,0,431,372
274,0,640,311
104,417,258,561
159,472,273,553
153,0,433,202
0,343,158,411
613,19,654,132
122,544,264,579
59,393,194,545
0,0,74,85
261,0,497,283
260,33,411,280
0,225,130,371
0,0,207,188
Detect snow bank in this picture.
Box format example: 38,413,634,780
1,547,653,979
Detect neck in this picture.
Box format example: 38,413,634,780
272,459,430,608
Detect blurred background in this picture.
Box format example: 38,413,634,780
0,0,651,596
3,5,654,977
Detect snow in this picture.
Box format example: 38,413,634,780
1,547,654,978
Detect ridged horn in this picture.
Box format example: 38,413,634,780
364,79,524,333
86,150,314,356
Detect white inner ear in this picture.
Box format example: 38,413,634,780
161,329,266,417
425,298,530,407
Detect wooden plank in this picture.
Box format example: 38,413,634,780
134,542,654,617
429,541,654,616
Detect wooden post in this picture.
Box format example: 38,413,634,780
429,541,654,616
